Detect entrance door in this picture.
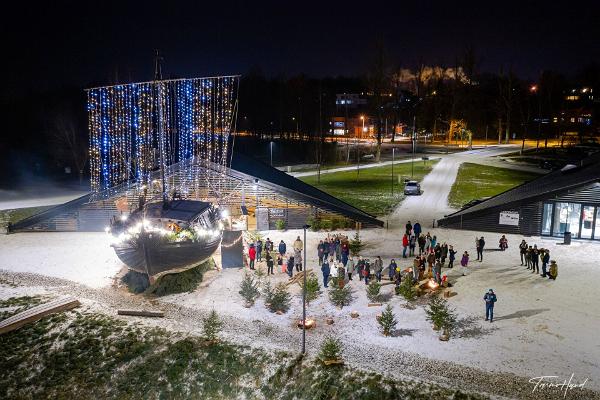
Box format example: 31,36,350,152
581,206,595,239
552,202,582,238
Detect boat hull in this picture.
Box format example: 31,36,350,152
112,234,222,280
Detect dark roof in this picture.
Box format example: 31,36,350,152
144,200,211,221
440,151,600,220
229,152,383,227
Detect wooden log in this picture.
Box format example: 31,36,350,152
118,309,165,317
323,359,344,366
0,296,80,335
368,303,383,307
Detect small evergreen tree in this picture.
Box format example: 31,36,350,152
202,309,223,342
262,280,273,304
275,219,286,230
239,272,260,306
366,281,381,302
425,296,456,335
329,285,353,308
348,231,365,256
319,336,343,364
268,283,291,313
378,304,397,336
301,275,320,304
397,275,417,301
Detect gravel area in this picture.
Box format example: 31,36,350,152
2,269,598,400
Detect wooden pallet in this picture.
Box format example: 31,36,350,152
0,296,80,335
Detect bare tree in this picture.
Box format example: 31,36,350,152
51,109,88,185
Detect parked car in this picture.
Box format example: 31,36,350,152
404,180,421,195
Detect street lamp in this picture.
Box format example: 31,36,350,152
530,84,541,150
391,147,396,196
360,115,365,135
301,224,310,355
270,141,274,166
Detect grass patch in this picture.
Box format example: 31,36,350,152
448,163,541,209
300,160,438,216
0,296,486,399
0,205,53,225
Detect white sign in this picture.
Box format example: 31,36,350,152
499,211,519,226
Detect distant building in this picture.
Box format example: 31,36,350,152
557,87,597,143
329,116,374,138
335,93,367,108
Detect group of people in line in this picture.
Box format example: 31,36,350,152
518,239,557,280
247,235,305,277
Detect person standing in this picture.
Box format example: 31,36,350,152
321,258,331,288
412,256,420,283
347,256,355,281
265,238,273,253
278,240,287,257
418,234,426,256
294,251,303,272
335,237,342,262
286,256,294,278
341,240,349,267
413,221,422,238
433,260,442,284
363,259,371,285
519,240,528,265
476,236,485,262
293,236,303,253
541,249,551,277
425,233,432,252
531,245,540,274
405,220,413,235
402,233,409,258
448,245,457,268
374,256,383,282
525,246,533,269
388,259,397,281
483,289,497,322
266,252,274,275
322,239,330,261
256,238,263,262
409,234,416,257
460,251,470,276
248,244,256,270
317,240,325,266
357,257,364,282
426,250,436,276
441,242,448,265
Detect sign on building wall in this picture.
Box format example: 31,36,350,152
499,211,520,226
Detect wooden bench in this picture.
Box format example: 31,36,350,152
0,296,80,335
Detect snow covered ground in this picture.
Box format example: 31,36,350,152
0,187,88,210
0,232,121,288
2,227,598,396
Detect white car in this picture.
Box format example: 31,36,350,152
404,180,421,195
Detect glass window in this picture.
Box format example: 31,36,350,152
595,208,600,240
581,206,594,239
553,202,582,237
541,203,553,235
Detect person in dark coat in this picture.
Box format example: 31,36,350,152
317,240,325,265
278,240,287,257
448,245,457,268
483,289,497,322
322,239,330,260
541,249,551,277
256,239,263,262
266,252,274,275
363,259,371,285
321,258,331,288
265,238,273,252
531,245,540,274
357,258,365,281
388,259,397,281
417,234,426,255
476,236,485,261
405,221,412,235
286,256,294,277
519,240,528,265
413,222,421,238
441,242,448,265
409,235,416,257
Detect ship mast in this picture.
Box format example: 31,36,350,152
154,50,168,207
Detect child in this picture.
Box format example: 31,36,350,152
460,251,469,276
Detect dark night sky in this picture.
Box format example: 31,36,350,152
3,0,600,95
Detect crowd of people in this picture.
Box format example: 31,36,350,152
245,222,558,307
518,239,557,280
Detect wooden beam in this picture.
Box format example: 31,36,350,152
0,297,80,335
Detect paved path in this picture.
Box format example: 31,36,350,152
390,145,527,224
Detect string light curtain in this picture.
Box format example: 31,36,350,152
87,76,239,192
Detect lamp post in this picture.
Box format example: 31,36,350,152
301,224,310,354
530,84,541,151
270,141,274,166
391,147,396,196
411,115,416,178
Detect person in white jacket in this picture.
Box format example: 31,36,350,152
346,256,356,280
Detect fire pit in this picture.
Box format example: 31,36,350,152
426,279,439,290
297,319,316,329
